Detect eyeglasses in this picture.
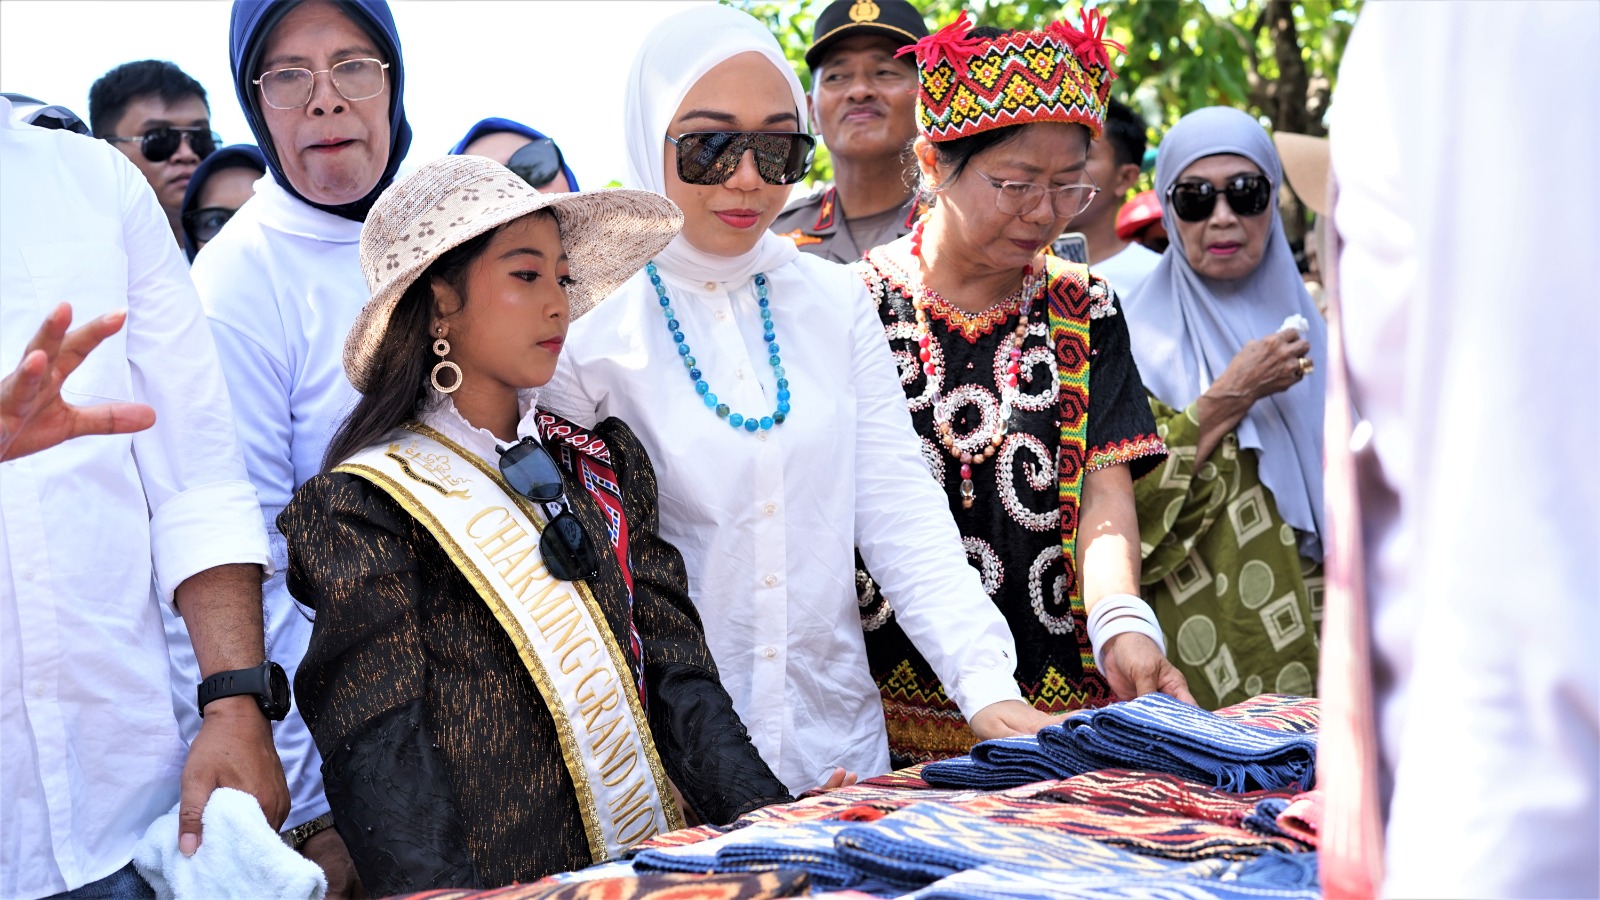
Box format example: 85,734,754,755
1166,174,1273,222
666,131,815,186
104,126,219,163
253,58,390,110
506,138,566,190
497,437,601,583
182,206,238,244
970,166,1099,218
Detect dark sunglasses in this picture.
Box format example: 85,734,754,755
497,437,601,583
666,131,815,186
1167,174,1273,222
105,126,220,163
182,206,238,244
506,138,567,190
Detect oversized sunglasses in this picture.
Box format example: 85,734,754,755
104,126,219,163
666,131,815,186
506,138,566,190
1166,174,1273,222
253,57,390,110
497,437,601,583
183,206,238,244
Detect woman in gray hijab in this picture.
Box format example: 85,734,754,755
1122,106,1325,710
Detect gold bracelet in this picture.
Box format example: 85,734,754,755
281,812,336,851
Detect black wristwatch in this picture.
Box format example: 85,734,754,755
197,661,291,721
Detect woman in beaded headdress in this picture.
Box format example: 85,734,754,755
851,9,1193,765
541,3,1061,795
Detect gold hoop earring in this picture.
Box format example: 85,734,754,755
431,335,461,394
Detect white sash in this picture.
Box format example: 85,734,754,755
336,423,683,861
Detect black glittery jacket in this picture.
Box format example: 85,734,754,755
281,415,791,894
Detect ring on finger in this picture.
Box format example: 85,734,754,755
1296,357,1314,376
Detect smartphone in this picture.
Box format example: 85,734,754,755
1051,231,1089,264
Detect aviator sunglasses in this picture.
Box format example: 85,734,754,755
1166,174,1273,222
666,131,815,186
506,138,567,190
105,126,220,163
497,437,601,583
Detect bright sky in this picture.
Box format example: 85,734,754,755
0,0,713,187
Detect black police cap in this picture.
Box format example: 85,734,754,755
805,0,930,71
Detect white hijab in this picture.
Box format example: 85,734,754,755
622,4,805,284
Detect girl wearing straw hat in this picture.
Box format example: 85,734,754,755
279,156,790,894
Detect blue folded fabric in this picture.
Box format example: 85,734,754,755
924,692,1316,793
834,801,1188,889
709,822,881,892
1241,797,1293,839
910,864,1322,900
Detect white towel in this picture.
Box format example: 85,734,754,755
133,787,327,900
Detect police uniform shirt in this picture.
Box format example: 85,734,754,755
771,183,920,264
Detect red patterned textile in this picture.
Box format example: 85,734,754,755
386,869,811,900
1211,693,1320,735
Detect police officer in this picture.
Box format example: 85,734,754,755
771,0,928,263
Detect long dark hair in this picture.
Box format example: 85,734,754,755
322,227,499,471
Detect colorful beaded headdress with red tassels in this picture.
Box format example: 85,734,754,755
897,8,1123,142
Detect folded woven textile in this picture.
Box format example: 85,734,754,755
634,822,896,893
907,860,1320,900
384,869,813,900
924,693,1316,793
833,801,1200,889
1211,694,1320,735
1275,790,1322,847
1242,798,1293,839
953,789,1308,860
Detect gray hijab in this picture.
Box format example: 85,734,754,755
1122,106,1326,560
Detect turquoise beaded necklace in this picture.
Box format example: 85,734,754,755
647,262,792,433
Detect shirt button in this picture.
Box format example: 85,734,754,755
757,431,768,442
704,281,718,292
737,368,747,380
762,502,777,516
29,682,46,699
762,647,777,660
21,567,35,581
764,574,779,588
714,310,728,322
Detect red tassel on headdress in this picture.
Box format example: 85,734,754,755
896,10,985,69
1060,7,1125,72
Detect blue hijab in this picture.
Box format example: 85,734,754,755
229,0,412,221
448,116,579,191
180,143,266,260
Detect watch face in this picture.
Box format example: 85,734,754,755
265,662,292,720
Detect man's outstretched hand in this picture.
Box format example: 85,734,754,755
1,303,156,461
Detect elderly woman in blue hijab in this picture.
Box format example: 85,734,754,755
178,143,265,260
1122,106,1326,710
449,116,578,193
167,1,413,894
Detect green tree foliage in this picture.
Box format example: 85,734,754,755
733,0,1359,243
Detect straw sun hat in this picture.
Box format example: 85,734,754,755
346,154,683,392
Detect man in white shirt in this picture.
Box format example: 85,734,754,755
1071,99,1162,299
0,95,286,900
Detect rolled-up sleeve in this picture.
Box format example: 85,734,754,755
118,160,268,605
845,278,1024,720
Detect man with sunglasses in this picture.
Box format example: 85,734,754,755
770,0,928,263
90,60,219,247
450,116,578,193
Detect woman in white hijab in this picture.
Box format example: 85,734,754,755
1122,106,1326,709
543,4,1056,794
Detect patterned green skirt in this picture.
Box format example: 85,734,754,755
1134,396,1322,708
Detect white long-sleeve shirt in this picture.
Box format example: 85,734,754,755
543,252,1024,793
0,101,270,899
183,174,366,829
1332,3,1599,896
